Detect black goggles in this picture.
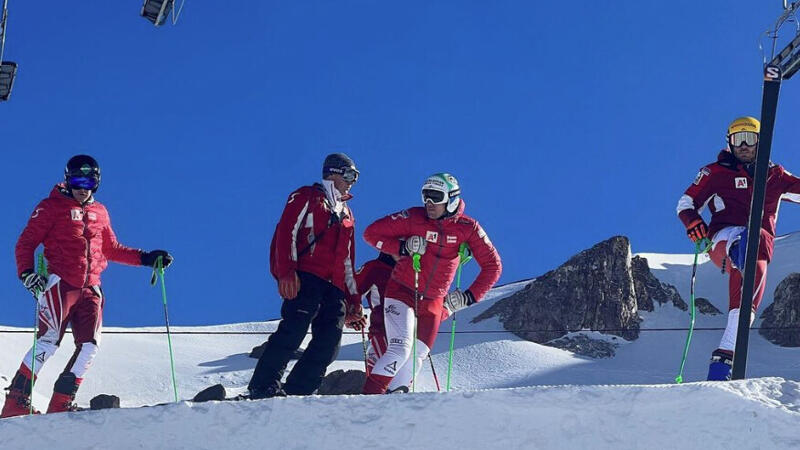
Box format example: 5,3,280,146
327,166,359,183
729,131,758,147
68,176,98,190
421,188,447,205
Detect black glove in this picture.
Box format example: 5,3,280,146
141,250,173,268
20,269,47,297
443,289,475,315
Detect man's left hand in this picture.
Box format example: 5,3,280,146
345,303,367,331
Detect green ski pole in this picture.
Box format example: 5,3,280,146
411,253,421,392
446,243,472,392
675,238,711,384
29,253,47,415
151,256,179,402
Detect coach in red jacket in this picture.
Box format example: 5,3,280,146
247,153,362,398
361,173,502,394
2,155,172,418
677,116,800,381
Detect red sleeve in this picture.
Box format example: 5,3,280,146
363,210,412,257
15,200,54,277
464,221,502,302
780,167,800,202
343,223,360,306
677,165,714,228
102,216,144,266
272,188,313,279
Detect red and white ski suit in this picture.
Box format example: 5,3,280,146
361,200,501,393
14,185,144,379
677,150,800,350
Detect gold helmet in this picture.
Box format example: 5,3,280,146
727,116,760,149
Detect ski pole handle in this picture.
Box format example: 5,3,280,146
413,253,421,272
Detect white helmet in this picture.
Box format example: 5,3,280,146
421,173,461,214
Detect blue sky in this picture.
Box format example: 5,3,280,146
2,1,799,327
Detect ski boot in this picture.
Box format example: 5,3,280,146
1,366,40,418
46,372,81,414
707,349,734,381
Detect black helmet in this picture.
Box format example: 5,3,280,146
64,155,101,192
322,153,359,183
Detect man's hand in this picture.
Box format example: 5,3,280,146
400,236,427,256
141,250,174,268
20,269,47,297
686,219,708,243
443,289,475,315
278,271,301,300
345,303,367,331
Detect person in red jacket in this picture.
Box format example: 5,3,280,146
361,173,502,394
247,153,363,398
677,116,800,381
2,155,172,418
353,252,395,377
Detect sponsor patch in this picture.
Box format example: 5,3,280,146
384,361,398,375
735,177,748,189
694,168,711,185
477,225,492,246
31,208,43,219
70,209,83,221
389,338,406,345
87,212,97,221
446,235,457,244
376,240,384,249
385,304,400,316
426,231,439,243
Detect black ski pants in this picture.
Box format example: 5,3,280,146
248,271,346,395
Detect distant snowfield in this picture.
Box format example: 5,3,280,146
3,235,800,449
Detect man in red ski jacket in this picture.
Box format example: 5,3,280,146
247,153,363,398
677,116,800,381
2,155,172,418
361,173,502,394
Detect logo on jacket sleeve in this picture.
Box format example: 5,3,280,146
694,168,711,186
70,209,83,221
390,210,410,220
87,212,97,221
735,177,748,189
426,231,439,243
31,208,43,219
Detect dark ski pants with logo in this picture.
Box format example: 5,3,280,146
248,271,346,395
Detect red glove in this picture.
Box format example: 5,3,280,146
278,271,301,300
686,219,708,243
345,303,366,331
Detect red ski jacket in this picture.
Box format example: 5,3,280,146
677,150,800,260
363,200,502,307
269,183,359,304
16,185,144,288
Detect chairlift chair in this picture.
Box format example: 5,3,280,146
0,61,15,101
140,0,174,27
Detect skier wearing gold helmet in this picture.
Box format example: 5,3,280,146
676,116,800,381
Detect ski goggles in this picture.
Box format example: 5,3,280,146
68,176,98,190
422,188,448,204
327,166,359,183
729,131,759,147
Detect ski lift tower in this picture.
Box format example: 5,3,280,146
141,0,185,27
0,0,17,102
731,0,800,380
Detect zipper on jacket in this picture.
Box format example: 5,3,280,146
83,205,91,287
420,221,445,300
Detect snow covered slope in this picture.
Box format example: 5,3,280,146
2,234,800,449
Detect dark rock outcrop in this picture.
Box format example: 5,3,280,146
90,394,120,410
317,369,365,395
473,236,640,343
631,256,688,312
759,273,800,347
547,334,620,358
695,297,722,315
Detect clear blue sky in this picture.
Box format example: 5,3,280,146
2,1,799,327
